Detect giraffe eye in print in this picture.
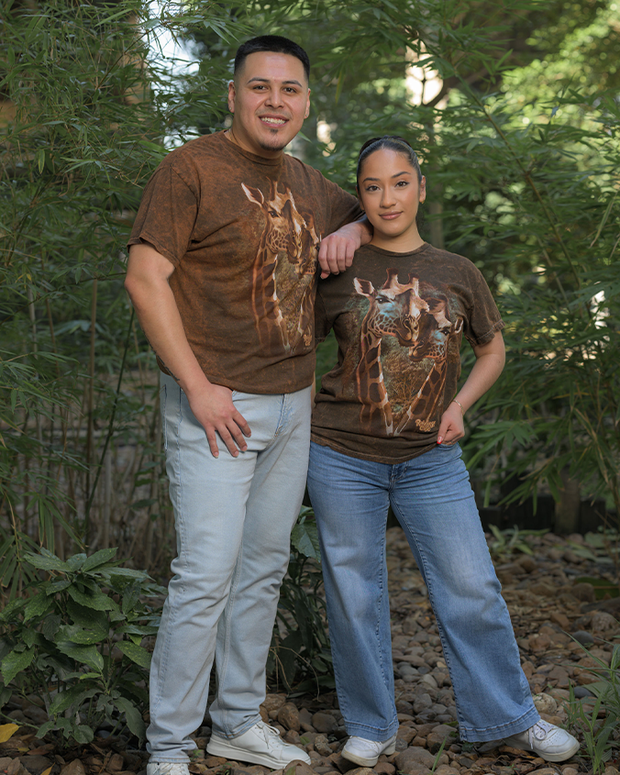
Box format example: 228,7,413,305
242,181,320,352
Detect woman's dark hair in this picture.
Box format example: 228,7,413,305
234,35,310,82
357,136,422,184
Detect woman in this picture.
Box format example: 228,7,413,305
307,137,578,767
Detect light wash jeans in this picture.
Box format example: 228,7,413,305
148,374,312,761
306,441,539,744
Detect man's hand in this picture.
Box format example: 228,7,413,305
318,218,372,278
186,382,251,458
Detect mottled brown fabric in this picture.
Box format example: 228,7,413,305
128,131,361,393
311,243,505,463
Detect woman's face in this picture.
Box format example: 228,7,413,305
357,148,426,251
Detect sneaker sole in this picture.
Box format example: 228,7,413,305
342,741,397,767
207,739,310,769
503,738,580,762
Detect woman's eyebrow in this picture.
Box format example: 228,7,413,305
362,171,413,182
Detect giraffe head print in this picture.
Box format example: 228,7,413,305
242,181,316,267
354,268,429,346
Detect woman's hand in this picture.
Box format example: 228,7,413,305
436,402,465,446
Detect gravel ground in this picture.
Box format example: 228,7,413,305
2,528,619,775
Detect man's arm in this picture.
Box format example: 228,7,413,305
317,216,373,278
125,242,251,458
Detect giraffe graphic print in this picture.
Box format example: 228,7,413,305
242,181,320,352
353,270,463,436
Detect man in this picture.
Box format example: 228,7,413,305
125,35,369,775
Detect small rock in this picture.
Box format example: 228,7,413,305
397,724,416,745
107,754,125,772
533,693,558,715
314,735,333,757
420,674,438,690
312,712,338,734
572,686,595,699
392,758,431,775
262,694,287,714
550,611,570,630
20,757,53,775
412,693,433,714
590,612,618,632
530,769,566,775
529,634,552,652
571,583,596,603
375,763,396,774
230,767,265,775
561,768,579,775
347,768,375,775
7,761,29,775
278,702,301,732
299,707,314,731
518,556,537,574
60,762,86,775
602,767,620,775
22,707,48,726
571,630,594,646
284,761,315,775
426,725,457,754
395,747,444,770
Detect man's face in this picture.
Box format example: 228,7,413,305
228,51,310,158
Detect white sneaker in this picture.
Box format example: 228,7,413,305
504,720,580,762
342,733,397,767
147,764,190,775
207,720,311,769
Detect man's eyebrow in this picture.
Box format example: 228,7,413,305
246,76,304,87
362,171,413,182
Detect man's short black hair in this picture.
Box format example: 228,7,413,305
234,35,310,82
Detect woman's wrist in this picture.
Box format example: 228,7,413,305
451,398,465,415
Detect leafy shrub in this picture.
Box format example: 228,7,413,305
269,507,333,692
0,548,164,746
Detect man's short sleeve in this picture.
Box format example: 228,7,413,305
127,164,199,266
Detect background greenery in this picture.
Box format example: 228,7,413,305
1,0,618,591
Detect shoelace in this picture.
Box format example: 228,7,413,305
530,720,553,742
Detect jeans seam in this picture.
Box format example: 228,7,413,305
392,500,469,731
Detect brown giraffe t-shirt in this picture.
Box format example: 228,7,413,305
311,243,505,463
128,131,361,394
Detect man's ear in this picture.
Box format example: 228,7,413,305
304,88,311,119
227,80,236,113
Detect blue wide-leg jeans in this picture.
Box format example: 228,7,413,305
306,441,539,744
147,374,312,761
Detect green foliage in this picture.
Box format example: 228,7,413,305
0,547,164,746
269,507,333,693
2,0,619,601
566,641,620,773
486,524,543,561
0,0,250,583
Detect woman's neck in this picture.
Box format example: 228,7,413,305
369,233,426,253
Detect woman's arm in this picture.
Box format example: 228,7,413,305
436,330,505,445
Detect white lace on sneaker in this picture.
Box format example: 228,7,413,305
504,720,580,762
